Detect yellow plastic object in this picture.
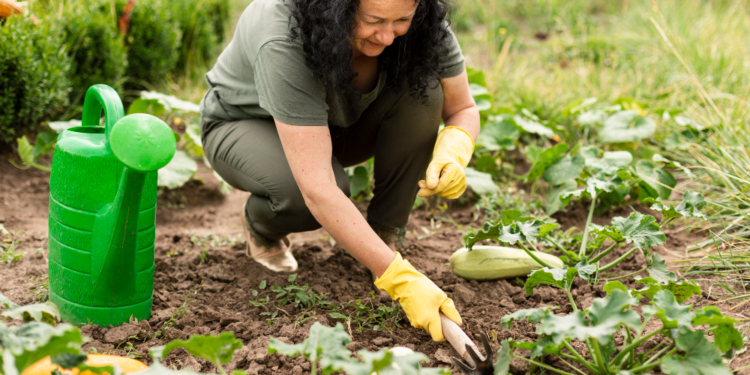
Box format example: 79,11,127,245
374,252,462,342
417,126,475,199
21,355,148,375
450,246,565,281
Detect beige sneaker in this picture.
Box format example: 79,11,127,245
241,206,298,272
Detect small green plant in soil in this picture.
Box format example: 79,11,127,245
27,276,50,302
495,282,741,375
155,283,202,339
329,293,403,333
464,192,707,284
249,275,334,325
1,231,24,268
269,322,448,375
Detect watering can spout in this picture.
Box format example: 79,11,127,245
89,114,176,305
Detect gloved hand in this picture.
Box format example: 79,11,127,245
417,126,474,199
374,252,462,341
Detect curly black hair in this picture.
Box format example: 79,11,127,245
289,0,453,101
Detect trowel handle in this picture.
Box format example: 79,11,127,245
440,312,485,362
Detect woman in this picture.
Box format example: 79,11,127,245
200,0,479,342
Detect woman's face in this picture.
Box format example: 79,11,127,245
351,0,418,57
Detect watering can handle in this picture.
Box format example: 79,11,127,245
81,84,125,147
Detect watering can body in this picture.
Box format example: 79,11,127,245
48,85,176,326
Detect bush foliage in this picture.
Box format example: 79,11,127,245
0,16,71,145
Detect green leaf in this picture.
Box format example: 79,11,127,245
50,353,88,369
646,254,677,283
603,281,629,295
649,290,695,329
48,120,82,133
653,154,697,179
546,179,577,215
500,307,554,329
585,151,633,177
660,330,731,375
542,153,585,186
476,120,519,151
150,332,243,367
499,210,522,226
32,131,57,160
713,324,743,355
267,323,351,374
633,277,700,303
1,302,60,324
513,115,555,138
465,168,501,195
16,136,35,167
612,212,666,251
157,150,197,189
139,92,200,113
598,111,656,143
574,261,598,282
636,160,677,200
127,98,166,116
493,341,513,375
651,191,707,221
692,306,737,326
0,322,84,373
525,143,569,183
0,294,20,310
584,290,641,343
348,166,370,197
524,267,577,295
466,67,486,86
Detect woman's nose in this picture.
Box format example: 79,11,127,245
375,27,395,45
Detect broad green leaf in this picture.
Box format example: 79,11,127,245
50,353,88,369
465,168,501,195
158,150,197,189
546,179,577,215
0,294,20,310
633,277,700,303
713,324,743,355
560,176,618,206
183,123,204,158
525,143,569,183
466,67,486,86
127,98,166,116
577,110,607,126
500,307,554,329
598,110,656,143
493,341,513,375
612,213,666,251
140,91,200,113
603,281,629,295
0,322,84,373
652,154,697,179
653,191,706,220
585,151,633,176
268,323,351,374
692,306,737,326
636,160,676,200
476,120,519,151
1,302,60,324
524,267,577,295
542,153,585,185
673,115,706,131
513,115,555,138
349,166,370,197
524,146,544,164
650,290,695,329
646,254,677,283
150,332,242,366
660,330,731,375
499,210,522,226
16,136,35,167
564,97,598,117
584,290,641,343
574,261,598,282
32,131,57,160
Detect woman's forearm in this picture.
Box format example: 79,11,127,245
301,183,396,277
444,106,480,140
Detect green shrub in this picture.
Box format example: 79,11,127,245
0,16,71,145
205,0,231,43
60,1,128,108
116,0,181,91
170,0,219,75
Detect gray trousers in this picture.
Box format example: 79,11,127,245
201,82,443,245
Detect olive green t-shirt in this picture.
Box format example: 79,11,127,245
199,0,465,128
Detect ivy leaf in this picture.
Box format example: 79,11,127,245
646,254,677,283
465,167,501,195
268,323,351,374
500,307,554,329
660,330,731,375
650,191,707,221
636,160,677,200
648,290,695,330
525,143,569,183
598,111,656,143
150,332,243,367
542,153,585,186
525,267,577,295
612,212,666,251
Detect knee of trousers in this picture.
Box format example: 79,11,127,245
393,79,444,136
265,161,351,232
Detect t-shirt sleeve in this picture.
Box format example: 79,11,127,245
253,39,329,125
438,24,466,79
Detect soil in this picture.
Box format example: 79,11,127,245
1,156,749,374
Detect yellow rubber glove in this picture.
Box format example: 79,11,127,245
374,252,462,341
417,126,475,199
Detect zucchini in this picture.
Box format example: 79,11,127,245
449,245,564,281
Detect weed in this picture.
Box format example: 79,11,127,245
165,248,182,257
154,282,202,338
249,275,334,325
116,335,144,359
330,293,403,333
27,275,49,302
0,231,24,267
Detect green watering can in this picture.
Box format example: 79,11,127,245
48,84,176,326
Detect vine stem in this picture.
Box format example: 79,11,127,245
612,330,661,366
578,191,597,258
628,348,676,373
601,267,647,282
565,290,579,311
562,342,598,374
515,357,577,375
518,242,553,269
543,235,568,254
556,356,588,375
589,242,621,263
598,248,637,272
591,338,609,375
215,356,228,375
